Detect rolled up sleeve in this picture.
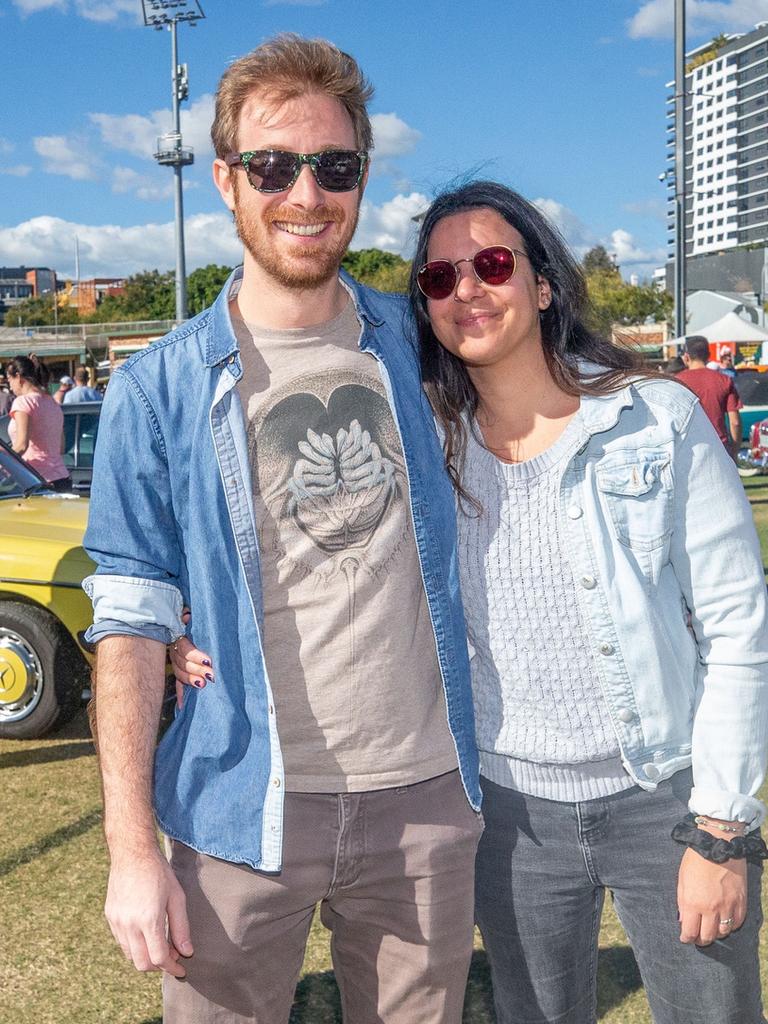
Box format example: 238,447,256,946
82,367,186,646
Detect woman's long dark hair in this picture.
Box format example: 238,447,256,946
408,180,646,502
7,354,49,388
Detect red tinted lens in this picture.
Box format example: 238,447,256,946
473,246,516,285
417,261,458,300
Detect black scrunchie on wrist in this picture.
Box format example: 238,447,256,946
671,814,768,864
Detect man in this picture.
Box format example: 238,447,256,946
54,374,74,404
678,335,742,460
63,365,101,403
716,348,738,380
83,34,480,1024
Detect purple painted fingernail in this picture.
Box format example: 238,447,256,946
205,673,213,682
202,659,211,667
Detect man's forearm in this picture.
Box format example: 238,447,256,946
94,635,167,859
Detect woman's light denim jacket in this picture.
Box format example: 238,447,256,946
82,269,480,870
561,372,768,827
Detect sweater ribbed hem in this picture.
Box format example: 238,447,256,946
480,751,635,803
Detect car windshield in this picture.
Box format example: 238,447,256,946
0,444,51,500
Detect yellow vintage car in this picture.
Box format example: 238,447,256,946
0,443,94,739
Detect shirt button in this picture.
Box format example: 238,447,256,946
270,824,278,833
581,575,596,589
617,707,634,723
227,354,235,363
567,505,583,519
599,642,615,656
272,777,281,788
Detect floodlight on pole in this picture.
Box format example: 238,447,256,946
141,0,205,322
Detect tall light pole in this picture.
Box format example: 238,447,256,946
674,0,687,338
141,0,205,322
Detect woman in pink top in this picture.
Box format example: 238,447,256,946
7,355,71,491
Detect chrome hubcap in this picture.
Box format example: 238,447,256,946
0,627,43,722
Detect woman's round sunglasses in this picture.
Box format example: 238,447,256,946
417,245,528,301
225,149,368,194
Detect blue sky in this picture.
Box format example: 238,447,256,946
1,0,765,283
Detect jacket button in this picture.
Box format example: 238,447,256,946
644,764,661,781
599,642,614,656
272,777,281,788
617,707,634,722
567,505,583,519
581,575,597,589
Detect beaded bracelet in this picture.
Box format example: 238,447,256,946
672,814,768,864
693,814,745,835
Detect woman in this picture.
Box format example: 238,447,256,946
172,181,768,1024
7,355,71,491
408,181,768,1024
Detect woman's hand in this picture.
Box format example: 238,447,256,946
677,847,747,945
169,609,214,708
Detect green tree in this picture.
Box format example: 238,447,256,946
90,269,175,322
342,248,411,293
582,246,618,276
586,271,673,334
3,293,80,327
187,264,234,316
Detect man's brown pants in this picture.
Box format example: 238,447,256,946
163,770,482,1023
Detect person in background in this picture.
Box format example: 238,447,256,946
6,355,71,491
0,372,12,416
54,375,75,404
63,366,101,404
664,355,685,375
678,335,742,461
717,348,738,380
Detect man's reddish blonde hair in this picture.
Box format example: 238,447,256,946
211,34,374,158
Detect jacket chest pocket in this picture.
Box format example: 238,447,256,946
596,451,673,583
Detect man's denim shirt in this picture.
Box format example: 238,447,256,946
83,269,480,870
561,374,768,828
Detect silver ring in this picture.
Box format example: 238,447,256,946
719,918,734,927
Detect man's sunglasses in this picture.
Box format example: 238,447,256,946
417,245,529,300
225,149,368,194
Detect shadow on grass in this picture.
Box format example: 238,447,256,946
0,738,94,770
597,944,643,1016
285,949,496,1023
133,946,641,1023
0,806,102,877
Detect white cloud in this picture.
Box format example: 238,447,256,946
533,196,666,279
33,135,96,180
0,165,32,177
628,0,766,40
0,193,434,278
371,113,421,158
0,213,242,279
90,94,215,161
12,0,66,13
0,139,15,156
353,192,429,255
12,0,138,19
111,166,198,201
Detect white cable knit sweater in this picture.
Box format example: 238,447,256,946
457,416,634,802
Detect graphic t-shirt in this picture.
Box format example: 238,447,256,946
234,296,457,792
9,392,67,482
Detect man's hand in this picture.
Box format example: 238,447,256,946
677,847,747,945
106,850,193,977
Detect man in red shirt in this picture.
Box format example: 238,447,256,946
678,335,742,461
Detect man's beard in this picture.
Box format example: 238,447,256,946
233,181,360,290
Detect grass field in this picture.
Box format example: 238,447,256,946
3,478,768,1023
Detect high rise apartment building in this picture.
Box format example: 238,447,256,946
666,22,768,259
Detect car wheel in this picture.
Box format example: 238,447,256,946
0,601,87,739
738,465,761,478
